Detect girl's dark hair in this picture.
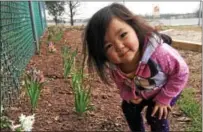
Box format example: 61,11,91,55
82,3,157,84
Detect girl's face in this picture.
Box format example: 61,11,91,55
104,17,139,66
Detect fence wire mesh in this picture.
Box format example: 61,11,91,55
0,1,47,106
32,1,43,39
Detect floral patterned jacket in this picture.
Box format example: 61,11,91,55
109,33,189,105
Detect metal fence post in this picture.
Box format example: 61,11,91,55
38,2,44,31
29,1,39,54
0,1,2,93
43,2,48,28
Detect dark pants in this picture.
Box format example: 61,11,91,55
121,95,180,132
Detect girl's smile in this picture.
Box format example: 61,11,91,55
119,50,129,57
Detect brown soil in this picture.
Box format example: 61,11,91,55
3,28,201,131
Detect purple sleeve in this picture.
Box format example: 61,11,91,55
151,44,189,105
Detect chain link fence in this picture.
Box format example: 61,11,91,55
0,1,47,107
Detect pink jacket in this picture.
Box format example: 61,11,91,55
109,33,189,105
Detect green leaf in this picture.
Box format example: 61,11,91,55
24,76,42,112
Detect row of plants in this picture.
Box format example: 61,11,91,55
61,45,93,116
0,29,93,131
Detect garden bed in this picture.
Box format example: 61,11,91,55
3,27,201,131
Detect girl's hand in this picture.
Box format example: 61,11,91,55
130,97,143,104
151,102,172,119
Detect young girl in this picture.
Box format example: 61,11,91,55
82,3,189,132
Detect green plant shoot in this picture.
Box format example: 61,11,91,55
61,46,77,79
71,70,93,116
24,68,44,113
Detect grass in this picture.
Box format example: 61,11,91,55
52,32,63,42
47,26,64,43
177,88,202,131
161,25,202,32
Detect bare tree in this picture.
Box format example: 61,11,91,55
67,1,80,26
45,1,66,25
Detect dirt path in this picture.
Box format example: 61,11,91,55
3,28,201,131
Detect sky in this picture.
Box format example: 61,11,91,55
45,1,201,20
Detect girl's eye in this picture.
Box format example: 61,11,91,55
105,44,112,51
120,32,127,38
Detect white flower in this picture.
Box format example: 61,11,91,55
19,114,26,123
19,114,35,131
